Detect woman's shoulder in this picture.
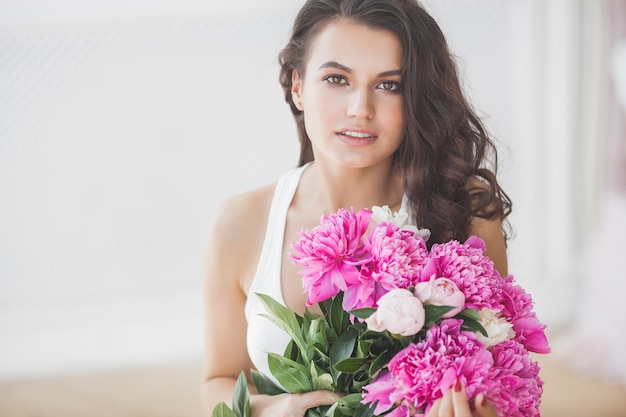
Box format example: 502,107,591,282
209,183,277,245
210,165,307,239
204,182,278,288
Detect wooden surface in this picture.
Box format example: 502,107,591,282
0,355,625,417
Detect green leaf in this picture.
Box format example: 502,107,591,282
211,402,238,417
318,298,333,317
310,362,334,390
306,407,323,417
307,317,328,349
306,405,334,417
424,304,456,323
456,308,488,336
353,402,376,417
336,393,363,408
311,342,331,362
457,308,481,321
333,357,367,373
323,402,339,417
232,371,250,417
304,308,324,321
368,336,393,356
348,308,376,320
315,372,334,391
250,369,286,395
356,338,372,358
330,327,357,367
328,293,347,334
368,350,390,377
257,294,309,359
284,340,302,362
267,353,312,393
461,318,488,337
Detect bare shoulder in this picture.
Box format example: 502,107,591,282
209,184,276,242
205,183,276,289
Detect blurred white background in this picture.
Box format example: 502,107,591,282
1,0,624,384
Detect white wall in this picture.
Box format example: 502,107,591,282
0,0,304,378
0,0,584,378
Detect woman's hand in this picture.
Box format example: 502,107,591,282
426,381,498,417
250,391,341,417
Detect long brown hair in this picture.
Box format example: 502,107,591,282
278,0,512,245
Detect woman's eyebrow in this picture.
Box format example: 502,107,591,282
378,69,402,77
318,61,401,77
319,61,352,73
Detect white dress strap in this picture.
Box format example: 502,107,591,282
245,164,308,316
244,164,310,382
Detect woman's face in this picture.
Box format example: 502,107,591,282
291,19,404,169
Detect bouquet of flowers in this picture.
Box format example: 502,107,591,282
212,206,550,417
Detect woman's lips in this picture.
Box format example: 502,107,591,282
337,128,378,146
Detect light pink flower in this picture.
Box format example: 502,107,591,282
485,340,544,417
366,288,425,336
414,277,466,318
343,222,429,311
417,237,503,311
290,208,371,305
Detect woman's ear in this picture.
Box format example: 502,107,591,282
291,69,303,111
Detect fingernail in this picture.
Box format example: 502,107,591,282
480,394,487,407
454,379,462,392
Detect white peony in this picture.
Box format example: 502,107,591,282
476,308,515,348
371,205,431,240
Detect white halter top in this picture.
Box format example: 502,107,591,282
244,164,308,382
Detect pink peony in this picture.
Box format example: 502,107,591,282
363,319,492,415
361,371,396,415
500,275,550,354
510,316,550,354
290,208,371,305
343,222,429,311
385,404,414,417
499,274,535,321
414,277,466,318
485,340,544,417
417,237,503,311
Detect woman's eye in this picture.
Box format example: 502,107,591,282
377,81,401,92
324,75,348,85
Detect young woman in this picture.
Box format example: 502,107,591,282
203,1,511,416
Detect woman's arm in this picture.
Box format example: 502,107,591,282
202,196,257,411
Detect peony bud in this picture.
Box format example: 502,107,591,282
366,288,425,336
414,277,465,318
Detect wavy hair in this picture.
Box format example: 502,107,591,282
278,0,512,245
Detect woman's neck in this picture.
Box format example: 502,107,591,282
297,160,405,214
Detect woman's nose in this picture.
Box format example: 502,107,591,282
347,89,374,119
